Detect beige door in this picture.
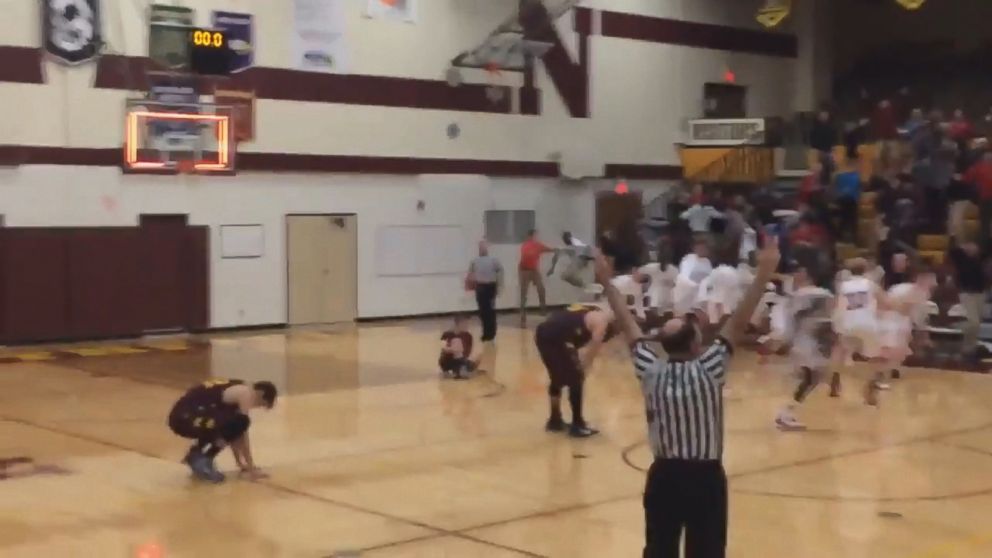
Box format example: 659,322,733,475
287,215,357,325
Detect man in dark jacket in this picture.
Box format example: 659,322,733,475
810,110,837,185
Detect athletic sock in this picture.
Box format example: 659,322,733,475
196,441,223,459
568,383,585,427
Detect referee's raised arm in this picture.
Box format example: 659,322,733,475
593,250,643,347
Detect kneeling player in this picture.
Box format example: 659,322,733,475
168,378,277,483
535,303,615,437
440,315,478,379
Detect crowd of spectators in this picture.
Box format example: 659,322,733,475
654,98,992,359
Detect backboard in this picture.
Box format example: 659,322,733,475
123,98,236,174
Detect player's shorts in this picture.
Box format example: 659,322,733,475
878,312,911,347
535,325,582,387
439,354,467,373
168,400,239,442
768,303,791,342
835,314,879,357
791,344,830,372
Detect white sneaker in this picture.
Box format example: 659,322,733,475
876,381,891,390
775,413,807,431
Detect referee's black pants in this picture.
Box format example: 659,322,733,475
475,282,498,341
644,458,727,558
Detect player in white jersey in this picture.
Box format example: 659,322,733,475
611,272,647,321
775,265,837,430
833,258,887,405
639,259,678,317
548,232,592,288
698,264,743,324
877,269,936,384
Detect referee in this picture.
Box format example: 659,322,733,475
594,240,779,558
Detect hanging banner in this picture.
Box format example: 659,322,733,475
211,11,254,73
43,0,103,65
755,0,791,29
149,4,195,70
365,0,417,23
895,0,926,9
214,89,256,142
292,0,349,73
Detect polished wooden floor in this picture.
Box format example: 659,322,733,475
1,317,992,557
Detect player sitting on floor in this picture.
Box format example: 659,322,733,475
439,315,478,379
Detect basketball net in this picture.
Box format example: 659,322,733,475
755,0,791,28
895,0,925,9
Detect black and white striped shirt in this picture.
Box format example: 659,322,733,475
632,338,732,461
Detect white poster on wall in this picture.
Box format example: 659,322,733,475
292,0,349,73
365,0,417,23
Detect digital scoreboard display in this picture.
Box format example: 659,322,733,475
188,28,232,75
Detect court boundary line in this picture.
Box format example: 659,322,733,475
6,414,992,557
618,421,992,502
0,413,546,558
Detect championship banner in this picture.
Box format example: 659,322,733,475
214,89,256,142
43,0,102,65
366,0,417,23
147,73,201,139
211,11,254,73
755,0,791,29
149,4,195,70
292,0,349,73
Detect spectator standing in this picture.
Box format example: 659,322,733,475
903,107,926,137
844,119,869,161
872,99,900,161
467,241,503,341
680,200,724,243
519,230,553,325
925,127,958,231
948,109,973,142
834,164,862,243
809,110,837,185
948,241,988,359
721,196,748,262
963,151,992,252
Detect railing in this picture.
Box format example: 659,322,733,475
684,128,775,184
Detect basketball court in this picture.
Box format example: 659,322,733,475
1,318,991,557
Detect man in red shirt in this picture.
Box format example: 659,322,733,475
519,229,553,325
963,151,992,252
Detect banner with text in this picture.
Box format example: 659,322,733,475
292,0,349,73
211,11,254,73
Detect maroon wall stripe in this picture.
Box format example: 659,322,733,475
94,55,515,114
0,144,685,178
0,46,44,84
0,146,120,166
238,152,560,177
604,163,683,180
599,11,798,58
